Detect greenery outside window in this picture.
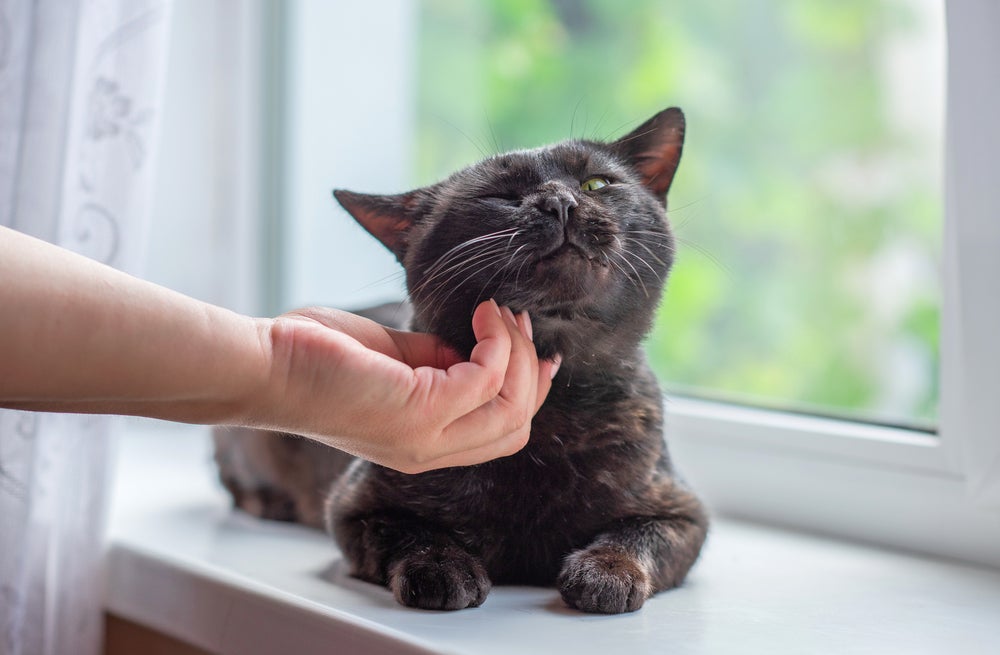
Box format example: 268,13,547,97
416,0,944,429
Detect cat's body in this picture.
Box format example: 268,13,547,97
214,107,708,614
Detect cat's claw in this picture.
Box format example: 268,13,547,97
388,547,491,611
557,547,652,614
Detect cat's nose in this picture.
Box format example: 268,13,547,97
538,191,578,226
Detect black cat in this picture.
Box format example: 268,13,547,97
323,107,708,614
213,107,707,613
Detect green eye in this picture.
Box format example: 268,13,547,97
581,177,609,192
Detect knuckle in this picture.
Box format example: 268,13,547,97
396,461,426,475
485,369,505,398
503,427,531,456
388,434,436,475
395,450,432,475
511,403,532,430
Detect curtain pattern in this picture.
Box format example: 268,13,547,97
0,1,171,654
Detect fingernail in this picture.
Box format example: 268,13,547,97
501,305,518,328
519,310,533,341
549,354,562,379
490,298,502,317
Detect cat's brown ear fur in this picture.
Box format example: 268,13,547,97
613,107,685,199
333,189,424,262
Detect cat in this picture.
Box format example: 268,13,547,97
213,106,708,614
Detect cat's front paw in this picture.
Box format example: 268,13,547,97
388,546,491,611
558,547,652,614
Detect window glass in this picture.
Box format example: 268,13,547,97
415,0,943,428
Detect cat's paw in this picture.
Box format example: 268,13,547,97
388,546,491,611
557,547,652,614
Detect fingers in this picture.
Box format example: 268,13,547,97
430,303,548,460
534,353,560,414
425,300,512,419
408,426,532,471
410,352,561,471
386,328,465,369
286,305,467,371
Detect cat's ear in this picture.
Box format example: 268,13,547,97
612,107,685,199
333,189,425,262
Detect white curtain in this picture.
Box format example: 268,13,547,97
0,1,171,654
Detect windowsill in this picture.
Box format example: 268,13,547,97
105,422,1000,655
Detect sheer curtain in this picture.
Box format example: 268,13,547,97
0,1,171,654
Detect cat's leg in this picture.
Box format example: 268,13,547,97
220,476,300,522
213,428,301,522
334,511,492,611
557,489,708,614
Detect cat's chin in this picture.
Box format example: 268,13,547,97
529,245,612,303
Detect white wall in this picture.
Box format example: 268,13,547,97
280,0,415,312
147,0,415,317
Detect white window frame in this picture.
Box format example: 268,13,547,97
666,0,1000,569
247,1,999,567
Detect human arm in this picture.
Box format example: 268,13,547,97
0,226,558,472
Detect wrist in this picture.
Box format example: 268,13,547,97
213,315,278,428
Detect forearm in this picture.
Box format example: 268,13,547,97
0,226,270,424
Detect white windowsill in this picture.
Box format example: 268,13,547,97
666,397,1000,569
105,421,1000,655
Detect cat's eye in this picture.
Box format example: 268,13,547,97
581,177,610,192
481,194,522,207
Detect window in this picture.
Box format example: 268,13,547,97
145,0,1000,568
415,0,944,430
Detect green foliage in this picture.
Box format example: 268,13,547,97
416,0,941,426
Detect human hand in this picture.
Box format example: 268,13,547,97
244,300,560,473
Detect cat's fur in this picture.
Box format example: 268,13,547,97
214,107,708,614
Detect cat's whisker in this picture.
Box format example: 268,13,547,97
603,251,631,287
415,244,505,295
591,106,615,142
412,231,520,296
473,262,514,309
609,249,650,299
615,236,662,281
506,244,528,271
350,269,407,294
511,247,535,293
422,256,507,313
420,229,519,278
628,229,731,278
628,230,679,256
664,197,708,225
568,94,589,140
626,229,728,277
674,237,735,279
626,237,668,268
422,251,514,320
423,232,524,309
428,242,510,290
485,109,503,155
437,116,491,159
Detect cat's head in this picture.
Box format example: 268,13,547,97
334,107,684,367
